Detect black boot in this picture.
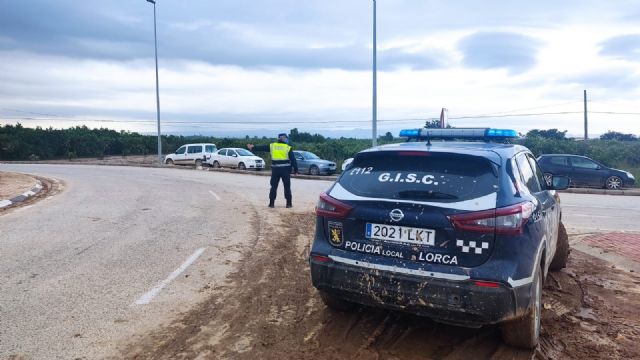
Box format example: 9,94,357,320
286,202,292,208
268,201,275,208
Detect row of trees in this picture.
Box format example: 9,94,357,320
1,124,638,181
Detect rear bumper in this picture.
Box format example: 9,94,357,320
310,256,533,327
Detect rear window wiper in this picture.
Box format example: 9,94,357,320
397,190,458,200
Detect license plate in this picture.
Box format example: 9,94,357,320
366,223,435,246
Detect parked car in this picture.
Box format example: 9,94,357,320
293,151,336,175
309,127,571,349
537,154,635,190
208,148,264,170
164,143,217,166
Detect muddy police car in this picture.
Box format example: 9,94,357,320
309,128,571,349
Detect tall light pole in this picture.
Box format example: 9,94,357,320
146,0,162,164
372,0,378,147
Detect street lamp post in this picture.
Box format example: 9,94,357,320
146,0,162,164
372,0,377,147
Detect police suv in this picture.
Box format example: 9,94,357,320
309,128,571,349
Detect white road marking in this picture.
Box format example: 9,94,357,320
134,247,206,305
209,191,221,201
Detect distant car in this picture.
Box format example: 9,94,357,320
164,143,217,166
209,148,264,170
537,154,635,190
293,151,336,175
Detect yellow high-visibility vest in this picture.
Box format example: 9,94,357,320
270,142,292,161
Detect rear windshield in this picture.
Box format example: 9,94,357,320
338,151,498,202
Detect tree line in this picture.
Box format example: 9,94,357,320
1,123,638,181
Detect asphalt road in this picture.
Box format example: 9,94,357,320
0,164,638,359
0,164,330,359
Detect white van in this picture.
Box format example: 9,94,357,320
164,143,217,166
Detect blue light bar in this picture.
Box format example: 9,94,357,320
399,129,421,138
485,128,518,138
399,127,518,141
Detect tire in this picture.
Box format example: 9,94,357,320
165,159,174,165
550,222,570,271
543,172,553,187
213,161,221,168
501,265,542,349
195,159,202,167
310,165,320,176
238,162,246,170
605,176,622,190
319,290,356,312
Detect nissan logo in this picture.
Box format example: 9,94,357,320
389,209,404,222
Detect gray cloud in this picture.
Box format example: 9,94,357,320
0,0,445,71
458,32,541,74
600,34,640,61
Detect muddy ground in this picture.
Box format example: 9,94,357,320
120,210,640,360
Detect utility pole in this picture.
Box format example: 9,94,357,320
146,0,162,164
372,0,377,147
583,90,588,140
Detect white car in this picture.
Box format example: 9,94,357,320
209,148,265,170
165,143,217,166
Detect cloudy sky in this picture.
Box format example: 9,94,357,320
1,0,639,138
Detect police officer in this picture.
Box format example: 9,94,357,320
247,133,298,208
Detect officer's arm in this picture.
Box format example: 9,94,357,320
289,149,298,174
250,144,270,152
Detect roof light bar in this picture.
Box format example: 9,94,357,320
399,128,518,141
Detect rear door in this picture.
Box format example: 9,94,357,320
328,151,499,268
515,153,555,263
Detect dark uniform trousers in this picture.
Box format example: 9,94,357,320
270,166,292,203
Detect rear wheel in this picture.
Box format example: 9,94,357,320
605,176,622,190
238,162,246,170
550,222,570,270
165,159,174,165
195,159,202,167
319,290,356,312
310,165,320,176
213,161,221,168
501,265,542,349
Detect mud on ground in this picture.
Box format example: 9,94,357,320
122,211,640,360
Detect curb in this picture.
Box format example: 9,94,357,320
560,187,640,196
0,180,44,209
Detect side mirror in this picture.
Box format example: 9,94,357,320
550,175,570,190
233,154,238,157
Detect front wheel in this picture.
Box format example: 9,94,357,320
165,159,174,165
605,176,622,190
195,159,202,167
309,165,320,176
501,265,542,349
238,162,246,170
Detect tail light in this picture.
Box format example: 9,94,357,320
310,254,333,263
473,280,501,288
449,201,534,235
316,192,353,218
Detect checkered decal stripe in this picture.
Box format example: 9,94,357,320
456,239,490,254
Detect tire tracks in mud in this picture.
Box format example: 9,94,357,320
121,211,640,360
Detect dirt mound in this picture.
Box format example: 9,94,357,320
122,211,640,359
